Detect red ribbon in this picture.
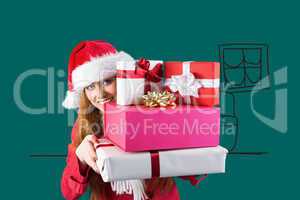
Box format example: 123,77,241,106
95,143,114,149
96,143,160,178
150,151,160,178
136,58,163,83
116,58,163,93
116,69,146,79
180,174,208,186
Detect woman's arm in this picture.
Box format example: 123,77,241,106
61,121,91,200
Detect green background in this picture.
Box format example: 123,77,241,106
1,0,296,199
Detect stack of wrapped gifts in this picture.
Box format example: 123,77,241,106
96,58,228,198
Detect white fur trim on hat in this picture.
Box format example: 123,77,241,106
62,90,81,109
72,51,134,91
62,51,134,109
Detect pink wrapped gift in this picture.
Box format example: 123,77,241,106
103,101,220,152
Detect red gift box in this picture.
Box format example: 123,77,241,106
164,61,220,107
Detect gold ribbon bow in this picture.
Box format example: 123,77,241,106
142,91,176,108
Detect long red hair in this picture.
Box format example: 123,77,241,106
72,90,175,200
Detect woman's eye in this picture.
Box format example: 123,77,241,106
103,78,115,86
86,83,95,90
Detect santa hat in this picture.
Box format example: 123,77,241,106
62,40,134,109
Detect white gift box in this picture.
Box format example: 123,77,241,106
116,60,163,105
96,139,228,182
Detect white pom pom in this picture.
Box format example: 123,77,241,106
62,90,80,109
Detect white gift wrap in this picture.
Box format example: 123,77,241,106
96,139,228,182
116,60,163,105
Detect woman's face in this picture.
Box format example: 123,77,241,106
84,76,116,109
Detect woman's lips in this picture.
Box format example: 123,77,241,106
96,96,113,104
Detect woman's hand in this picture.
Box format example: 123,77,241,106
75,135,99,174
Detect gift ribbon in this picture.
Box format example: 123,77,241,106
182,62,195,104
136,58,163,83
165,62,202,104
182,62,190,75
150,151,160,178
116,69,147,79
116,58,163,93
95,143,114,149
96,143,160,178
182,174,208,186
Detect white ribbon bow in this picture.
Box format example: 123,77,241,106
165,62,202,104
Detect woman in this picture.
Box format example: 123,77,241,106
61,40,197,200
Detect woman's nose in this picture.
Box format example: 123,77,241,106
98,84,105,98
98,84,112,100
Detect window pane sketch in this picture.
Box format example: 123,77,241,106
218,43,270,153
219,43,270,93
